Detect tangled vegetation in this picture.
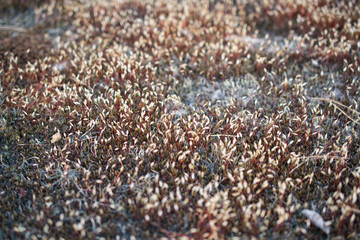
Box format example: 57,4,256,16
1,0,359,239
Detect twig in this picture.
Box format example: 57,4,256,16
289,151,345,174
210,134,240,138
81,116,99,139
0,25,26,32
311,97,360,126
150,222,191,238
311,97,360,115
340,202,360,215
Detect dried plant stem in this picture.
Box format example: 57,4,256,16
210,134,240,138
0,25,26,32
289,151,345,174
340,202,360,215
311,97,360,125
81,116,99,139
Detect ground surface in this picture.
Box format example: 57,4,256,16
0,0,360,239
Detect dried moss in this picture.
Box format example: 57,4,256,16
1,0,360,239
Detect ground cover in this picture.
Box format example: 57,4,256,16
0,0,359,239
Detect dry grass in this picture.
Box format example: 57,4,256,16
1,0,360,239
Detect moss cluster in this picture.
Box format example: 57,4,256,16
0,0,62,13
1,0,360,239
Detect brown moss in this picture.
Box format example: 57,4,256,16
0,0,359,239
0,0,57,14
0,32,52,70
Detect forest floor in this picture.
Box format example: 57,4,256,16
1,0,360,239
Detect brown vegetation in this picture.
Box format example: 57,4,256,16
0,0,359,239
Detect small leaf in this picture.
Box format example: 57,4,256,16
51,132,62,143
302,209,330,235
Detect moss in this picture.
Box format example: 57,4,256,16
1,0,360,239
0,0,59,14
